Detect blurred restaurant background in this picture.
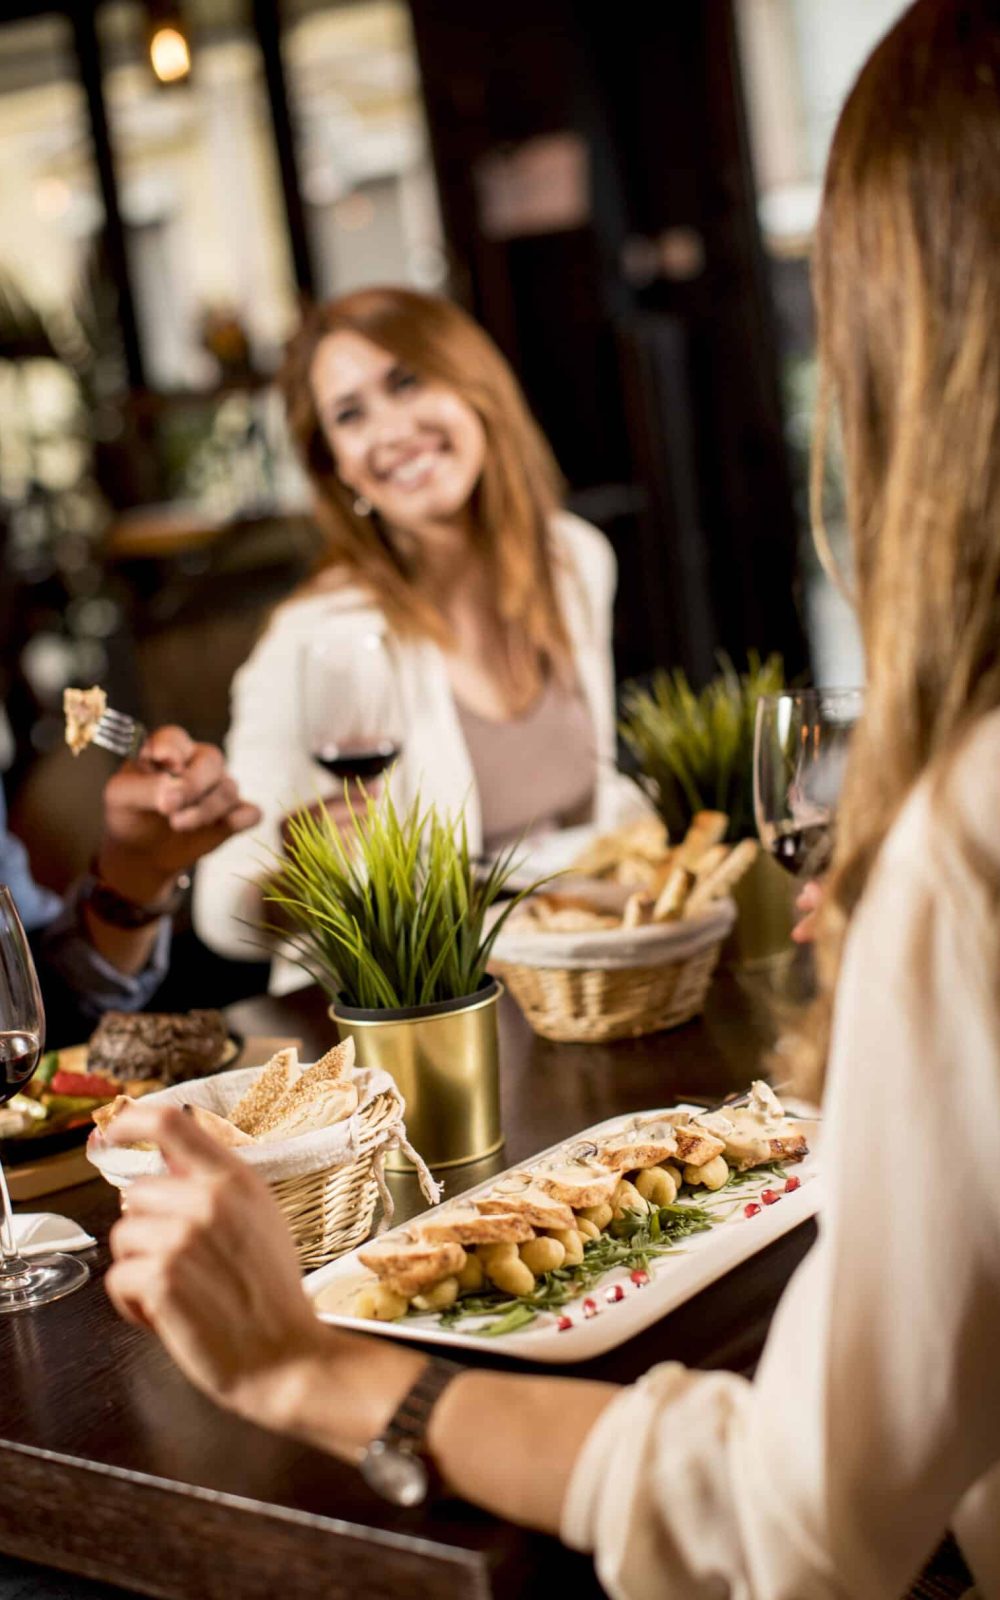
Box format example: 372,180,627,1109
0,0,903,933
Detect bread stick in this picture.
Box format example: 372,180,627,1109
652,862,695,921
684,838,759,915
675,810,729,869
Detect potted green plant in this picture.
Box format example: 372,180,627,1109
619,653,795,963
263,789,533,1169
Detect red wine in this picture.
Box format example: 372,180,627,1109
311,742,401,781
0,1030,41,1105
767,821,833,878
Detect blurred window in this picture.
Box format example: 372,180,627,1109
97,0,299,393
736,0,910,685
282,0,446,298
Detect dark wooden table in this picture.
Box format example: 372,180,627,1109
0,972,816,1600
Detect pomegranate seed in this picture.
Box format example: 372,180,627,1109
629,1269,649,1288
743,1201,761,1218
605,1284,625,1304
784,1176,801,1194
556,1315,573,1333
761,1188,781,1206
582,1297,598,1318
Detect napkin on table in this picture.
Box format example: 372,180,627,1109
8,1213,96,1257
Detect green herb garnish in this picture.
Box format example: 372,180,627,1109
411,1199,717,1337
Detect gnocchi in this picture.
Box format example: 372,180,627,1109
411,1276,460,1312
351,1283,409,1321
683,1155,729,1191
634,1166,678,1207
547,1227,584,1266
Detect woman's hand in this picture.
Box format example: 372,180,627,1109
792,879,824,944
104,1103,334,1427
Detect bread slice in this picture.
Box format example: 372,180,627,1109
228,1047,300,1135
184,1105,256,1149
475,1184,575,1232
255,1080,358,1143
415,1206,534,1246
252,1045,358,1141
358,1235,466,1296
532,1163,620,1209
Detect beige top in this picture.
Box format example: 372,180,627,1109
562,710,1000,1599
454,678,597,854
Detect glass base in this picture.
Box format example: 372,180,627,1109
0,1252,89,1313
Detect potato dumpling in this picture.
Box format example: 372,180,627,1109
411,1276,460,1312
634,1166,678,1207
519,1236,565,1275
663,1163,684,1190
683,1155,729,1191
547,1227,584,1266
352,1282,409,1321
477,1240,518,1267
456,1254,486,1293
612,1177,646,1218
577,1202,613,1230
575,1216,601,1241
483,1254,535,1297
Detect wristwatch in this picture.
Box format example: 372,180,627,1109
80,862,191,929
358,1356,463,1506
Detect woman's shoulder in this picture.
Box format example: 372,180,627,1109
547,511,616,608
884,708,1000,883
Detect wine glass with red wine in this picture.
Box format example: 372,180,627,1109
302,619,404,785
0,885,89,1311
753,689,863,880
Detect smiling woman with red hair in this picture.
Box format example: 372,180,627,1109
195,286,642,970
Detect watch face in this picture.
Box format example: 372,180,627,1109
359,1440,428,1507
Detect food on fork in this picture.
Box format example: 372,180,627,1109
342,1079,810,1333
87,1010,230,1086
63,686,107,756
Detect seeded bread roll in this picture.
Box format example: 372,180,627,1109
228,1048,300,1134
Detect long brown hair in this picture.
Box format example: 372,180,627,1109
802,0,1000,1092
279,286,572,668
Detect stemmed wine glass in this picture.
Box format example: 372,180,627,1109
302,619,404,785
0,886,89,1312
753,689,864,880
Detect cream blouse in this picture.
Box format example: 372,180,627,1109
563,712,1000,1599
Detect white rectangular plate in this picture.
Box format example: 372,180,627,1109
304,1107,821,1363
304,1113,819,1363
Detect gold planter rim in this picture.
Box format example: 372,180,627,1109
329,977,502,1030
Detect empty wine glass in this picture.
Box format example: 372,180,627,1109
753,689,863,880
0,886,89,1312
301,618,404,785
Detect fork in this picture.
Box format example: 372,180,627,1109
91,708,149,761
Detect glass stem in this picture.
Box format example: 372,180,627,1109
0,1156,31,1276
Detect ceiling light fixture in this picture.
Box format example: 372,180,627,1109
147,2,191,85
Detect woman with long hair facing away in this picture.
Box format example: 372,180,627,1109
108,2,999,1593
194,288,641,970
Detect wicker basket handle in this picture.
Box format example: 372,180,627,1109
370,1125,442,1232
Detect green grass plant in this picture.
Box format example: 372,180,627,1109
619,652,785,842
262,788,537,1009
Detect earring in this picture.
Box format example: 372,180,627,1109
353,494,373,517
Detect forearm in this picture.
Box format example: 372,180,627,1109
263,1330,618,1533
84,843,180,975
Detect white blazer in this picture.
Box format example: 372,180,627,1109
194,511,644,971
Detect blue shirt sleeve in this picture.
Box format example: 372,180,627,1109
2,777,170,1023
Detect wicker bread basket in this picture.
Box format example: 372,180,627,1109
492,899,737,1043
87,1062,439,1270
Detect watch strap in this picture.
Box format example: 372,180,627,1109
359,1356,463,1506
81,862,191,929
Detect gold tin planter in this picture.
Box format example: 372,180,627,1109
330,979,504,1172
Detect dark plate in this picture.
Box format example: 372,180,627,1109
0,1032,244,1167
